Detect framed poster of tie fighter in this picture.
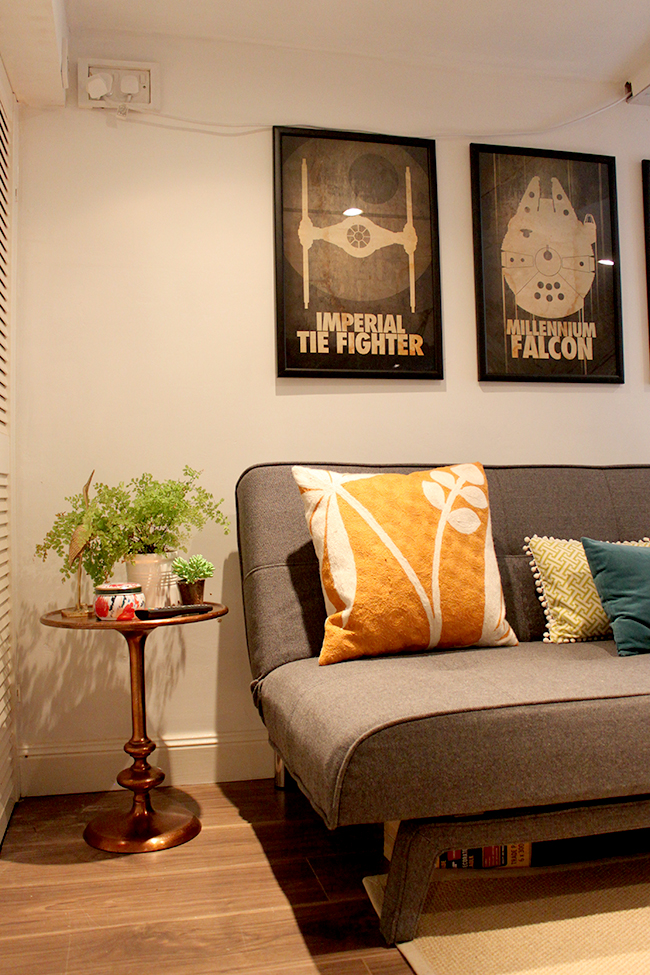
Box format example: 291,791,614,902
274,126,443,378
470,143,623,383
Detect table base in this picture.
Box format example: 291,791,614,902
83,795,201,853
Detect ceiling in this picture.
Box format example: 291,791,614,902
64,0,650,84
4,0,650,106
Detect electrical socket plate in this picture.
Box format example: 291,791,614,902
77,59,161,110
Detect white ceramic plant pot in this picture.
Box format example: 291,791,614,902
125,554,180,608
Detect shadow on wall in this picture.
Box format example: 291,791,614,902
16,596,189,793
16,546,270,796
214,550,274,782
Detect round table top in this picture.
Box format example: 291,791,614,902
40,602,228,632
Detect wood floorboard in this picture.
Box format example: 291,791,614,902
308,851,386,901
0,826,280,888
0,897,390,975
0,780,412,975
0,857,330,938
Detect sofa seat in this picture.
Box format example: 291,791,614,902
258,640,650,829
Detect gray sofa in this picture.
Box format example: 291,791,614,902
236,463,650,942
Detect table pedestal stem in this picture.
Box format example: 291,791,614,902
83,629,201,853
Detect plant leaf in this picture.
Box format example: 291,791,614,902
68,525,92,566
82,470,94,508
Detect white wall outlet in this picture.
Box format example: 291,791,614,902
77,59,161,111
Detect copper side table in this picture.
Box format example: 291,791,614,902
41,602,228,854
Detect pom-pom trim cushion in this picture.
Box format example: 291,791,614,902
523,534,650,643
292,463,517,665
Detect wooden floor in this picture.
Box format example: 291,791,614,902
0,779,413,975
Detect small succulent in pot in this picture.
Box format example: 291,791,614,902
172,554,215,604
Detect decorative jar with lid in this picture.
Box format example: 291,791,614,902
94,583,145,621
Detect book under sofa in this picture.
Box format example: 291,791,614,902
236,461,650,943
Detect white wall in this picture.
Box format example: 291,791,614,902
14,29,650,794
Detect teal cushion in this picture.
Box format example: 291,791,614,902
582,537,650,656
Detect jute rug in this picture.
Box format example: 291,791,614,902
364,856,650,975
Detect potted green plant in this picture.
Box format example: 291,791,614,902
120,467,228,557
121,467,228,606
35,472,133,615
36,466,229,610
172,555,214,604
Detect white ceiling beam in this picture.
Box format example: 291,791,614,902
0,0,67,107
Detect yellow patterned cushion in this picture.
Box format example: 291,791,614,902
524,535,650,643
292,463,518,665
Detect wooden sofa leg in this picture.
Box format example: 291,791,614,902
274,751,286,789
380,820,438,944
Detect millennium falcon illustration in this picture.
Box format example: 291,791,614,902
501,176,596,319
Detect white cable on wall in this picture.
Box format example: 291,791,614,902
470,92,628,141
112,90,629,140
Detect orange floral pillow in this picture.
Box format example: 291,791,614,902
292,463,518,665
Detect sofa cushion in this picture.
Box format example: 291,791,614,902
583,537,650,655
523,535,612,642
524,534,650,643
259,643,650,828
496,553,547,642
292,463,517,665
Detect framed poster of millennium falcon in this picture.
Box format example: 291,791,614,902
274,126,443,379
470,143,623,383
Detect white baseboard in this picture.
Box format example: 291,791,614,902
18,731,275,797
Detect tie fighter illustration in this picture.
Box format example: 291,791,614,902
298,158,418,311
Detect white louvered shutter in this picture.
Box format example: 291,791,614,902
0,60,16,843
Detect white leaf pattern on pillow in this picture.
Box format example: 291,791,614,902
422,480,446,510
335,482,435,640
448,507,481,534
429,470,455,489
425,464,486,644
294,467,436,634
451,463,485,485
293,467,364,627
460,485,488,508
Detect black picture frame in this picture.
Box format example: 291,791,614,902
642,159,650,326
470,143,624,383
274,126,443,379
